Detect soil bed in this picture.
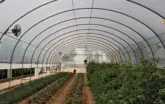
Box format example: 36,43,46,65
45,74,77,104
82,73,95,104
65,74,82,104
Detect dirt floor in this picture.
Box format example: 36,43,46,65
13,73,95,104
45,74,78,104
67,74,81,104
82,73,95,104
18,74,58,104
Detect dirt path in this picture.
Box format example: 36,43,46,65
46,74,77,104
18,95,32,104
18,74,59,104
67,74,81,104
82,73,95,104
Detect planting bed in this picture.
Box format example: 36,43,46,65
82,73,95,104
0,72,68,104
0,71,96,104
65,73,83,104
46,73,78,104
19,73,73,104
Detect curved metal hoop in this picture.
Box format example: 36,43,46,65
50,41,119,65
52,43,116,65
44,36,131,67
47,38,121,65
38,33,131,68
8,8,161,70
38,31,137,68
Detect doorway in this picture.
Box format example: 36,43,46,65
73,70,76,73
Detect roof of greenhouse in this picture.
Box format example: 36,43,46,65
0,0,165,68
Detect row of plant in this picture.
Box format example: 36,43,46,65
87,59,165,104
29,73,73,104
65,75,79,104
0,72,68,104
65,74,83,104
74,74,83,104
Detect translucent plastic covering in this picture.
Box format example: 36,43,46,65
0,0,165,70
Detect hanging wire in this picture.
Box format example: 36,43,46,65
71,0,78,34
158,32,165,36
71,0,79,69
85,0,95,59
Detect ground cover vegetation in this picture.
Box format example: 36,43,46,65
65,73,83,104
0,72,68,104
29,73,73,104
87,59,165,104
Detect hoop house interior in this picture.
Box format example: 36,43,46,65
0,0,164,72
0,0,165,103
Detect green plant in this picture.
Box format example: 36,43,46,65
30,73,73,104
74,74,83,104
0,72,68,104
64,74,83,104
87,61,165,104
65,98,72,104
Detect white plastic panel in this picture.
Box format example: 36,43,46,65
0,0,164,65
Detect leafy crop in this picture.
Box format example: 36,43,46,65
87,60,165,104
65,74,83,104
74,74,83,104
29,73,73,104
0,72,68,104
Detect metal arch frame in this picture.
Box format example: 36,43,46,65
85,0,94,52
54,48,112,64
52,42,117,63
27,26,133,69
0,0,5,4
20,22,142,71
20,20,147,69
42,35,123,67
43,35,122,68
50,41,118,64
2,0,164,35
39,28,139,68
126,0,165,19
38,33,131,69
41,32,123,67
53,47,112,65
46,37,121,65
0,0,57,36
23,21,145,69
52,43,116,65
53,44,114,61
122,1,165,51
53,45,115,65
21,16,145,65
0,0,163,89
52,45,112,64
8,8,162,70
37,29,138,68
47,36,132,66
32,31,128,70
33,26,138,66
51,39,125,64
71,0,78,33
52,39,137,65
49,41,119,66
